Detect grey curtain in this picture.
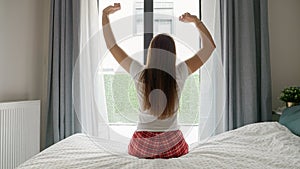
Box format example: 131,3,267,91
45,0,81,148
220,0,272,130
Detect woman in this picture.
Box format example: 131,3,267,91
102,3,216,159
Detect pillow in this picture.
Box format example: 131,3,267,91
279,105,300,136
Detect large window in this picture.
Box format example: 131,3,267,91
99,0,200,144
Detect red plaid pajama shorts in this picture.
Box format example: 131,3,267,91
128,130,189,159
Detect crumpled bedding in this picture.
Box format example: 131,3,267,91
18,122,300,169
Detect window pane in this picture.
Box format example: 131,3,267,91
100,1,144,72
104,74,139,123
99,1,143,123
154,19,172,34
135,2,144,35
154,0,200,124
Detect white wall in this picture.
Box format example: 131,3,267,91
269,0,300,109
0,0,49,103
0,0,50,150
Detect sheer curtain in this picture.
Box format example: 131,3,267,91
198,0,225,141
73,0,109,138
72,0,134,154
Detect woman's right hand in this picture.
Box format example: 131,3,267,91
179,12,200,24
103,3,121,16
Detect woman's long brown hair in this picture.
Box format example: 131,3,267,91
139,34,178,120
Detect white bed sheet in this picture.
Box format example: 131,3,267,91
18,122,300,169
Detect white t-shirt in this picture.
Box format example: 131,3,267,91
129,60,189,131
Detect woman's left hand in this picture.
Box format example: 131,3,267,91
103,3,121,16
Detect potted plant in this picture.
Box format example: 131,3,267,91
280,86,300,107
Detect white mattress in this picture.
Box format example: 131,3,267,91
18,122,300,169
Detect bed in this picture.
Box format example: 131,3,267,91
18,122,300,169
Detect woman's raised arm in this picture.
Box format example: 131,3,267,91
179,13,216,74
102,3,133,73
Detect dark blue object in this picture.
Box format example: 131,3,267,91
279,105,300,136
